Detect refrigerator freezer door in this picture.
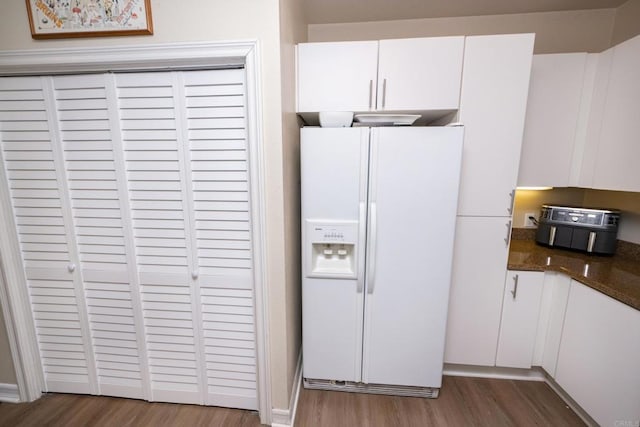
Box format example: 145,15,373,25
301,127,369,382
362,127,464,388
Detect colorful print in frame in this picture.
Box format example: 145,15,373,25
26,0,153,39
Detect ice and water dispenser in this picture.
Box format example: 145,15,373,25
305,220,359,279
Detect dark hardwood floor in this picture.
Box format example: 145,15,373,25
0,376,584,427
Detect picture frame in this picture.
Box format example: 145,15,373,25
25,0,153,39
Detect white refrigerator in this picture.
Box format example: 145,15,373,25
301,126,464,397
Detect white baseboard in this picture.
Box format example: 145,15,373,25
443,363,546,381
0,383,20,403
271,350,302,427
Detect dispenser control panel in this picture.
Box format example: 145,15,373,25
305,220,359,279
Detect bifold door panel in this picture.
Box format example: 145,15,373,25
0,70,258,410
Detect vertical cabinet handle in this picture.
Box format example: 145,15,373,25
507,189,515,215
367,202,378,294
67,263,76,273
368,80,373,110
504,220,512,247
382,78,387,109
511,274,519,300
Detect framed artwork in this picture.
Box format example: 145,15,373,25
26,0,153,39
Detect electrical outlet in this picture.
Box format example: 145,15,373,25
524,212,537,228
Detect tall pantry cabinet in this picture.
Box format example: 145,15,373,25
0,70,259,410
444,34,535,366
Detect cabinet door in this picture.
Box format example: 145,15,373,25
444,216,511,366
296,41,378,113
555,281,640,427
495,271,544,368
377,37,464,111
518,54,587,188
363,127,463,388
534,272,571,376
593,34,640,192
457,34,534,216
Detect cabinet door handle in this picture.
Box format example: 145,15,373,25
511,274,519,300
368,80,373,110
507,189,515,215
67,263,76,273
382,78,387,109
191,270,199,280
504,220,511,247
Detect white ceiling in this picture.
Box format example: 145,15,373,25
303,0,628,24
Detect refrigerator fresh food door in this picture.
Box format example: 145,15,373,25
362,127,464,387
301,127,369,382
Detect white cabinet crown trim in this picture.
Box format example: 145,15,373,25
0,40,272,425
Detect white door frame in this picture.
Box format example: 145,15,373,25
0,40,272,424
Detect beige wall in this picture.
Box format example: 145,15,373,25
0,0,296,410
513,188,586,228
279,0,307,404
611,0,640,45
307,9,616,54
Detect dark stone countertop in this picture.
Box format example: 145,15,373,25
508,239,640,311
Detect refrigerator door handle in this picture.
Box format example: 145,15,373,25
357,201,367,293
367,202,378,294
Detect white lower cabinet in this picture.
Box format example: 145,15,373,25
535,272,572,376
495,271,544,368
445,217,511,366
555,280,640,427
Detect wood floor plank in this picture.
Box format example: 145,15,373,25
0,376,585,427
295,376,585,427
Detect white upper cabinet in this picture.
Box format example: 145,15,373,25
517,54,588,188
457,34,534,217
296,37,464,116
376,37,464,111
592,34,640,192
296,41,379,114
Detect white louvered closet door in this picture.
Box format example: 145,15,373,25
115,72,206,405
50,74,148,400
0,69,257,410
114,69,257,409
0,77,97,395
183,70,257,410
